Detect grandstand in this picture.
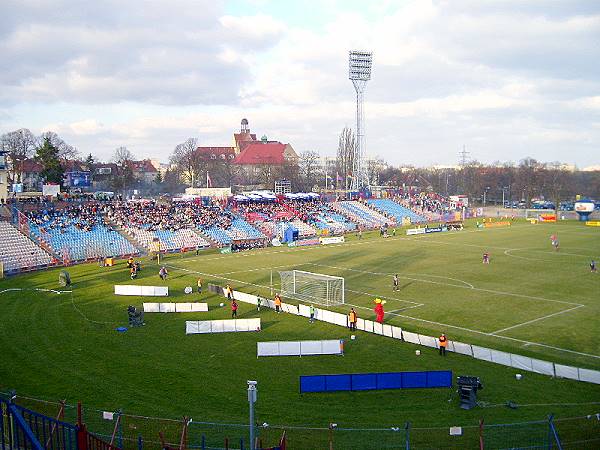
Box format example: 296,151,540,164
366,198,426,224
29,219,137,262
203,226,233,246
290,219,317,237
332,200,394,228
125,227,211,252
226,218,266,241
0,221,53,273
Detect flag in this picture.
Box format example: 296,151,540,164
206,171,212,188
336,172,342,182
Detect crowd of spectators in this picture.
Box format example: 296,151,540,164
105,200,233,232
394,191,454,215
231,239,267,252
27,203,110,233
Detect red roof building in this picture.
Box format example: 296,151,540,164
195,118,297,166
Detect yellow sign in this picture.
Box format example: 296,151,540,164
585,221,600,227
484,221,511,228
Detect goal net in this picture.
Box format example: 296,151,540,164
525,209,555,220
278,270,344,306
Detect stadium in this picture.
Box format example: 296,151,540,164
1,189,599,449
1,2,600,449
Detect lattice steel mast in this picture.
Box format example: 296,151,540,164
348,50,372,190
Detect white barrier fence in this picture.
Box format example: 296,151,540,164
217,285,600,385
257,339,344,357
115,285,169,297
185,318,261,335
143,303,208,313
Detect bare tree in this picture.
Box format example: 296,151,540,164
38,131,80,162
1,128,37,184
112,146,136,192
298,150,322,191
169,138,204,187
209,154,240,188
366,156,386,186
113,146,135,167
336,127,355,189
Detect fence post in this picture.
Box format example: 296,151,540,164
547,415,563,450
479,419,484,450
76,401,88,450
201,434,205,450
404,422,410,450
240,437,245,450
137,434,143,450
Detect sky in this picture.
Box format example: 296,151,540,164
0,0,599,167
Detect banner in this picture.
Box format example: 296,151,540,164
406,228,426,235
425,226,446,234
42,184,60,196
483,221,511,228
271,238,282,246
319,236,345,245
64,171,91,188
574,201,595,213
220,246,232,254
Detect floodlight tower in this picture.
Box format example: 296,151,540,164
348,50,372,190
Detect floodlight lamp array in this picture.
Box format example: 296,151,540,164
349,51,372,81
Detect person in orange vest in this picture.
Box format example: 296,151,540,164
274,293,282,313
225,284,233,300
348,308,357,331
439,333,448,356
127,256,134,269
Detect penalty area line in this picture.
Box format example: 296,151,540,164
168,264,600,360
490,305,585,335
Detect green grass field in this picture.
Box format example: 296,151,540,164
1,219,599,449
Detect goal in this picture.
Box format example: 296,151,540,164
278,270,344,306
525,209,555,220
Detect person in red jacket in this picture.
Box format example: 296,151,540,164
231,300,238,318
374,298,386,323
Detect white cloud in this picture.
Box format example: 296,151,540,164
0,0,599,166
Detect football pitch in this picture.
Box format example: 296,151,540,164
1,219,599,448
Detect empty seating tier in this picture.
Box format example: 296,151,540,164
332,201,394,228
366,199,426,224
0,222,53,272
30,219,137,262
125,227,211,252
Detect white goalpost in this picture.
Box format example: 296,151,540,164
525,209,555,220
278,270,345,306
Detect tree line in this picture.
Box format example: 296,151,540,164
379,158,600,205
2,127,598,202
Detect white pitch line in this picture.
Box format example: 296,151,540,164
311,262,583,307
311,263,475,290
0,288,72,295
345,288,422,306
214,263,306,276
503,248,553,262
346,302,493,335
345,302,600,360
490,305,586,335
167,263,600,360
387,305,424,314
169,221,534,266
504,247,599,260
